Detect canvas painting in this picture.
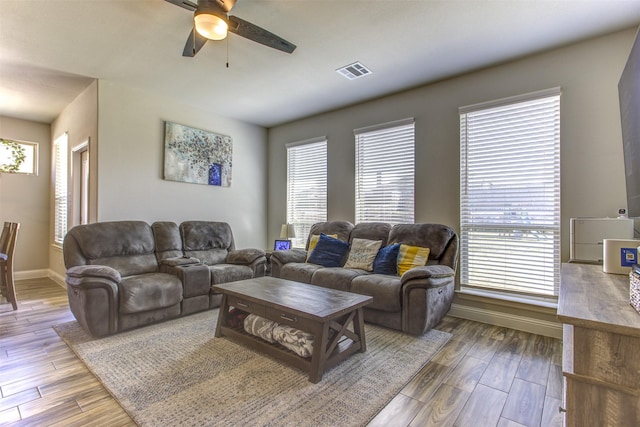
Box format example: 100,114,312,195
163,121,232,187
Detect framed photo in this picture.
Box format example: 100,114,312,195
274,239,292,251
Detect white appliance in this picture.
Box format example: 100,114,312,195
569,218,635,263
603,238,640,274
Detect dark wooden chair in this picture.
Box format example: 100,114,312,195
0,222,20,310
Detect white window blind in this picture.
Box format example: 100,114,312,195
54,133,68,245
287,138,327,248
460,89,561,298
355,118,415,224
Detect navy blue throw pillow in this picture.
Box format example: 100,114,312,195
307,233,350,267
373,243,402,275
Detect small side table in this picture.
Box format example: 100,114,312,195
264,250,274,276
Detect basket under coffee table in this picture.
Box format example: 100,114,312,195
212,276,373,383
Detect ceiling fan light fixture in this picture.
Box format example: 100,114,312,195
194,10,228,40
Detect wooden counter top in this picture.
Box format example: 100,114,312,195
558,262,640,338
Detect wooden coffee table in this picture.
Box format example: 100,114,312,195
212,276,373,383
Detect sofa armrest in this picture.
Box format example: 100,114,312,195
160,256,201,267
67,265,122,283
226,248,265,265
270,249,307,265
269,249,307,278
66,265,121,337
400,265,456,335
160,263,211,298
400,265,455,287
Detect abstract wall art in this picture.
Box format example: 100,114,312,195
163,121,232,187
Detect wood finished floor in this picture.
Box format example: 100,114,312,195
0,278,563,427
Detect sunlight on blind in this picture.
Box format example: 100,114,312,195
287,138,327,248
54,133,68,245
460,89,561,298
355,118,415,224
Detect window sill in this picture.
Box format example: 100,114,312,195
456,287,558,312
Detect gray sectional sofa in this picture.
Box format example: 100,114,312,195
63,220,265,337
270,221,458,335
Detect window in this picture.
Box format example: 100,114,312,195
459,88,561,299
54,133,68,245
287,137,327,248
0,139,38,175
355,118,415,224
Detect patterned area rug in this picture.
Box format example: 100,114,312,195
55,310,451,427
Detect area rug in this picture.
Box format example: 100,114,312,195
54,310,451,427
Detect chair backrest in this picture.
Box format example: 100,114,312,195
0,222,20,260
0,222,11,254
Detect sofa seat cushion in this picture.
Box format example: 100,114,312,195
280,263,324,284
310,267,368,292
209,264,253,285
350,275,402,312
119,273,183,314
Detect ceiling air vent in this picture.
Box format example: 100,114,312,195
336,62,372,80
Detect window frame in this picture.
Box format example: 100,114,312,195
286,137,328,248
354,118,415,225
0,139,38,175
459,88,561,301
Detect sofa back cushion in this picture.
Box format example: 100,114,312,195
348,222,391,246
152,221,183,262
388,223,458,270
307,221,353,250
180,221,235,265
63,221,159,277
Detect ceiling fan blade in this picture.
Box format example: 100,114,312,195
182,28,208,57
228,16,296,54
164,0,197,12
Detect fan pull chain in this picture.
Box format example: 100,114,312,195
226,37,229,68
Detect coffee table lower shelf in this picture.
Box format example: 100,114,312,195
218,325,362,382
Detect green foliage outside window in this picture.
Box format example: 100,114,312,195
0,138,26,173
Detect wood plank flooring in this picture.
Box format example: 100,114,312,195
0,278,563,426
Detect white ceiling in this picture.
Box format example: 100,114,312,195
1,0,640,128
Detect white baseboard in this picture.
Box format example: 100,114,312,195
449,303,563,339
15,269,49,280
48,270,66,288
15,269,66,288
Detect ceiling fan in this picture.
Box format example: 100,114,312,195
165,0,296,57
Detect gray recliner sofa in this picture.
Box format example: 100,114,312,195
270,221,458,335
64,220,265,337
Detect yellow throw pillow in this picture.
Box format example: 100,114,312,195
397,244,430,275
306,234,338,261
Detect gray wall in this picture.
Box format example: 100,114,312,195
268,28,637,264
96,81,268,249
0,116,51,274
